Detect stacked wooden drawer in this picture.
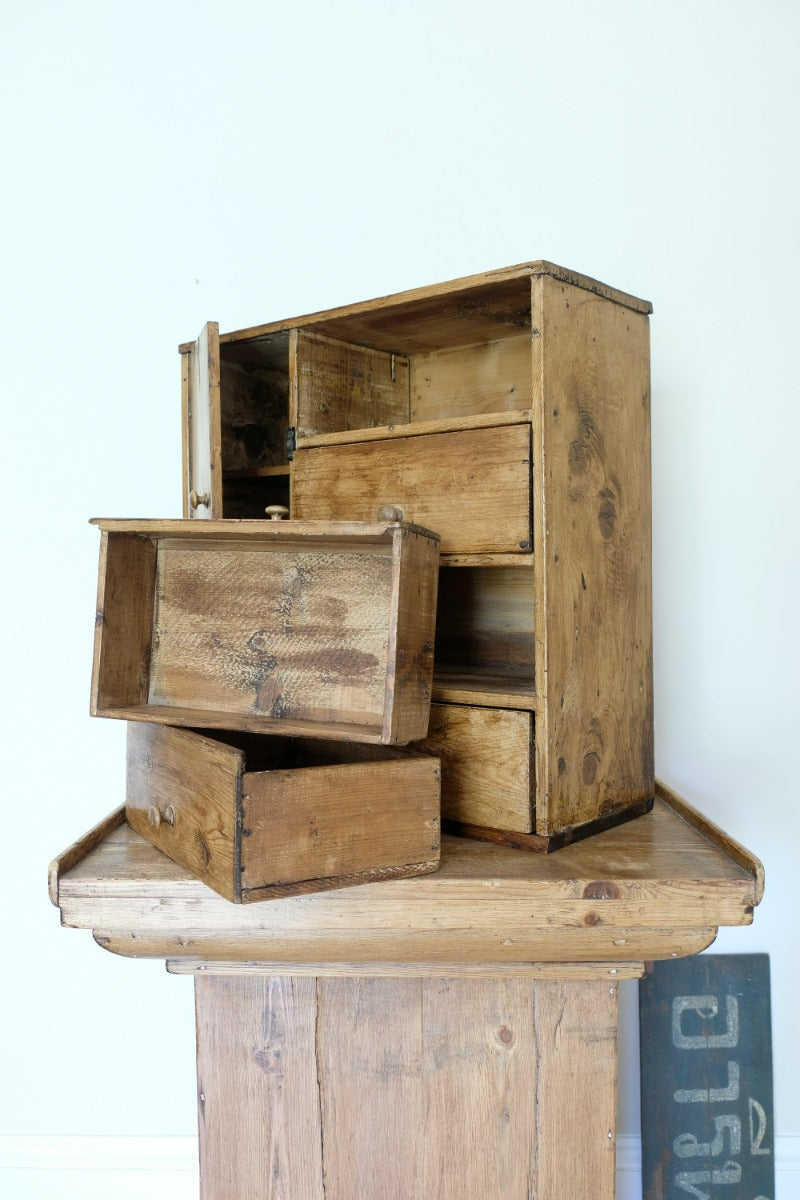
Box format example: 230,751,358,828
90,516,442,900
181,261,654,849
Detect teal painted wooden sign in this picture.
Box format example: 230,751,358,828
639,954,774,1200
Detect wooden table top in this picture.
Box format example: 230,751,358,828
51,782,762,973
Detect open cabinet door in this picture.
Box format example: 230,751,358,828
181,321,222,518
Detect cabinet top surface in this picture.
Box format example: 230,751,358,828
51,783,762,967
179,261,653,355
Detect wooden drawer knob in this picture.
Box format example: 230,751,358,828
378,504,404,523
189,490,211,510
148,804,177,829
265,505,289,521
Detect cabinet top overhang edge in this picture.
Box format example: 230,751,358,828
178,262,653,356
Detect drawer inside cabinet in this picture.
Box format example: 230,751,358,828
291,422,532,556
417,703,535,834
126,723,441,903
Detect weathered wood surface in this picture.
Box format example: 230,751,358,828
291,422,532,555
127,723,440,902
51,787,763,964
409,332,532,422
179,261,651,355
531,273,654,834
434,564,535,680
293,329,410,439
91,519,439,744
419,703,534,831
194,973,618,1200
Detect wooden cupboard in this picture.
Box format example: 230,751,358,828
180,261,654,847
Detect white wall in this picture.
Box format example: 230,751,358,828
2,0,797,1192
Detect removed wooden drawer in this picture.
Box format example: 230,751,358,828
126,723,441,903
91,517,439,745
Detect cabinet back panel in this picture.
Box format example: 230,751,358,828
435,566,534,675
410,333,531,423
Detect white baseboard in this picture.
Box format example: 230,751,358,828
1,1133,798,1198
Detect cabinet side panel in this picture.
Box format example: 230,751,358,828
534,276,653,833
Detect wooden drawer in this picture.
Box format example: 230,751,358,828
419,703,535,833
91,517,439,745
420,702,654,851
291,420,531,556
126,724,441,902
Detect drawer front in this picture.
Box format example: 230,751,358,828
292,424,532,556
418,703,534,832
125,722,241,901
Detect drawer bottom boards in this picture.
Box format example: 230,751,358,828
419,703,653,852
126,724,441,903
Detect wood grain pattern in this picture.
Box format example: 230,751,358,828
292,423,532,555
418,703,534,831
241,756,440,900
91,531,157,713
195,974,325,1200
409,332,531,421
294,329,410,438
91,520,439,744
126,723,242,900
126,724,440,902
193,974,618,1199
51,790,763,964
184,261,650,357
434,564,535,679
531,273,653,834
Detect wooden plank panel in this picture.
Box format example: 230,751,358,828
639,954,774,1200
292,423,532,555
316,978,425,1198
148,539,393,726
410,332,532,421
295,329,410,438
91,531,157,712
531,980,618,1198
126,723,242,902
313,977,617,1199
383,524,439,742
241,757,440,895
418,703,534,831
195,974,325,1200
532,274,653,834
194,262,650,357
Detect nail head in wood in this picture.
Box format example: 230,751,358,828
264,505,289,521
